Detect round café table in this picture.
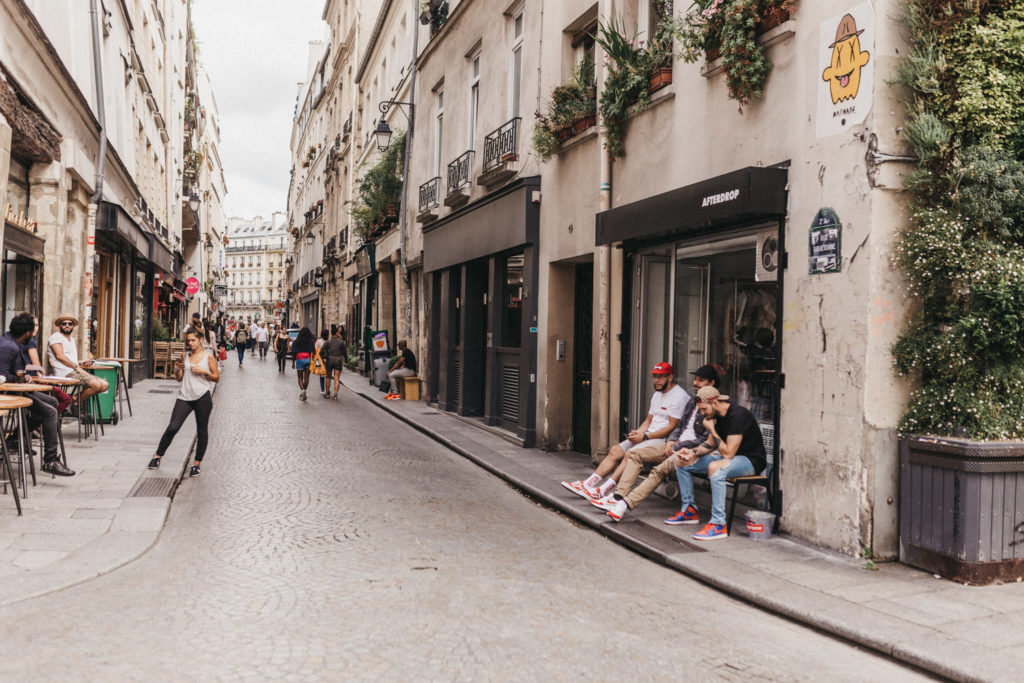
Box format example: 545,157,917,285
0,385,53,499
34,376,89,444
92,358,137,419
0,395,28,514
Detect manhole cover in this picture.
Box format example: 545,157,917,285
613,520,706,554
148,389,175,394
128,477,177,497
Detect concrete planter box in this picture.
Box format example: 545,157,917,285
900,436,1024,584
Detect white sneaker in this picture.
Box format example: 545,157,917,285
607,499,629,522
590,495,618,511
561,480,592,499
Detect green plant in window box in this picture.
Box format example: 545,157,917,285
532,60,597,162
678,0,798,109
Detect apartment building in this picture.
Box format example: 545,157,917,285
1,0,225,378
225,214,288,324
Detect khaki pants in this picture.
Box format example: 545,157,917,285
615,442,678,510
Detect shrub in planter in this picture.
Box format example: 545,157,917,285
532,60,597,162
349,132,405,240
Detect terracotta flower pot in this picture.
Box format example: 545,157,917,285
556,126,574,142
757,7,790,35
572,114,597,135
649,66,673,93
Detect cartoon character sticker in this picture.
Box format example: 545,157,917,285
816,3,874,139
822,14,870,104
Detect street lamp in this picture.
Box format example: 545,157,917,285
205,239,213,254
305,231,315,246
188,192,201,213
374,121,393,153
375,100,414,152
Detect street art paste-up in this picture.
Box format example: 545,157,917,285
816,3,874,139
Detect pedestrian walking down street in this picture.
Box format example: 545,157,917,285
291,326,315,401
234,325,249,366
273,325,288,373
148,327,219,477
257,322,270,359
323,325,346,400
314,329,328,397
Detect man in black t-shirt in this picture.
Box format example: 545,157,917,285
385,340,417,400
672,385,766,541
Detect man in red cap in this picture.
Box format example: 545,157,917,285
562,361,687,501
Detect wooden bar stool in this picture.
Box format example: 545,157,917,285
0,396,27,514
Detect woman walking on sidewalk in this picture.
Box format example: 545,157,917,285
273,325,289,373
314,328,328,397
148,327,219,477
323,325,346,400
292,326,315,401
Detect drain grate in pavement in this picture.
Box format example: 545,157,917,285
147,389,175,394
614,520,706,554
128,477,177,497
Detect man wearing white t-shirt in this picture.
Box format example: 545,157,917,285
561,362,687,501
249,320,259,357
47,314,109,405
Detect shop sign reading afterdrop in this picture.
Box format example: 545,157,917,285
809,208,842,274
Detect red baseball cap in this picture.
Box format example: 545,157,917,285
650,362,673,375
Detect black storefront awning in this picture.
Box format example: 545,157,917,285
149,236,174,276
596,167,788,246
97,200,150,259
423,177,540,273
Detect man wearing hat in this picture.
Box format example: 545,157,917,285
672,385,767,541
0,313,74,476
561,362,687,501
48,314,109,406
595,364,720,522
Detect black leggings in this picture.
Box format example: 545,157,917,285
276,349,287,372
156,392,213,462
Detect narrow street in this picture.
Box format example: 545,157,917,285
0,361,925,680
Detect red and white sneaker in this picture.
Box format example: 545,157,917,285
607,499,629,522
561,480,590,498
693,523,728,541
590,495,619,511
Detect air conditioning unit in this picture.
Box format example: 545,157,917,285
755,230,779,282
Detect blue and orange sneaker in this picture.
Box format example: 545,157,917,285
693,522,727,541
664,505,700,526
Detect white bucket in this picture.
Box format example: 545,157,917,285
745,510,776,540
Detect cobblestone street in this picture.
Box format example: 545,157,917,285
0,361,924,680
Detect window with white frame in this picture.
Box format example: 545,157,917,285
468,52,480,148
433,87,444,176
509,9,524,117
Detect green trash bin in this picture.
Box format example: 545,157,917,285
90,362,120,424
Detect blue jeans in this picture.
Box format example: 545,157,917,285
676,454,755,525
237,346,246,364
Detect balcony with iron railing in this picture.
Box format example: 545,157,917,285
481,117,521,176
418,177,441,221
445,151,473,208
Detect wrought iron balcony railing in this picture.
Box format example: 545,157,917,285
446,151,473,198
482,117,520,174
419,177,440,213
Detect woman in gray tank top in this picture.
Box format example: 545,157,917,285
147,327,219,477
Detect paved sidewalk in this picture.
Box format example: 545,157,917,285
343,373,1024,683
0,378,195,606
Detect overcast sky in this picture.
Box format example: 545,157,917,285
191,1,327,222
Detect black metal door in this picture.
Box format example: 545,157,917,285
572,263,593,454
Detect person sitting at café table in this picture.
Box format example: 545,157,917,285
47,314,109,407
0,313,75,476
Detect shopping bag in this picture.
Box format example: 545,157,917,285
311,350,326,376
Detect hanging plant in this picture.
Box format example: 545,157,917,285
678,0,797,109
350,132,406,241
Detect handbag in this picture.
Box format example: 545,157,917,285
311,348,326,376
218,347,228,361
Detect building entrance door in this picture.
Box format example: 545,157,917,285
629,249,671,428
572,263,593,454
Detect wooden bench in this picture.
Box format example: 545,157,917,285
398,376,420,401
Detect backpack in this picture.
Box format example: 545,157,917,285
236,329,248,344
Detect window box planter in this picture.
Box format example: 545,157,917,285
648,66,673,93
900,436,1024,585
556,126,574,143
571,114,597,136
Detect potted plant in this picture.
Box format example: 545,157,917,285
595,17,653,158
678,0,797,109
350,132,406,236
893,1,1024,584
532,59,598,161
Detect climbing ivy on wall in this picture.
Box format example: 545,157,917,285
893,1,1024,439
